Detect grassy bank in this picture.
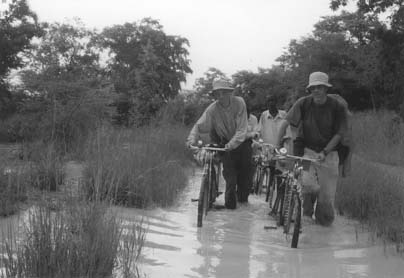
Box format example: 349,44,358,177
0,121,192,277
81,123,191,208
336,110,404,252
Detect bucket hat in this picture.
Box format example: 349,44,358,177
306,72,332,88
212,79,234,91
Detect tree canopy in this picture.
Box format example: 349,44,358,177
100,18,192,125
0,0,41,118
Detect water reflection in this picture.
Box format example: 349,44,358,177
2,165,404,278
131,169,404,278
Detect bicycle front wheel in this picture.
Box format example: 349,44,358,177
197,173,209,227
265,168,275,205
252,165,261,194
291,194,302,248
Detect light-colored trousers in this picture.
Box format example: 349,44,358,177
301,148,339,225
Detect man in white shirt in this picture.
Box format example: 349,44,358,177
258,95,289,147
256,95,290,202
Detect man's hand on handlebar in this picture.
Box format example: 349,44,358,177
316,151,326,162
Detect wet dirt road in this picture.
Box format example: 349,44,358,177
117,169,404,278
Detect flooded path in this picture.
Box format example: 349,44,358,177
118,169,404,278
1,161,404,278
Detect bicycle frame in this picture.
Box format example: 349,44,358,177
191,145,225,227
269,151,319,248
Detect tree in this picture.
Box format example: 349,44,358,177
232,67,290,115
100,18,192,125
276,11,399,110
193,67,228,98
15,19,110,151
330,1,404,110
0,0,41,118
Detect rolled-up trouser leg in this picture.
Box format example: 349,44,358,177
315,151,339,226
302,149,339,226
221,151,237,209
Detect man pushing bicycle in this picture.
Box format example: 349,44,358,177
186,79,252,209
276,72,348,226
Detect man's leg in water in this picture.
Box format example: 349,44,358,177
221,151,238,209
302,148,321,218
315,151,339,226
237,140,253,203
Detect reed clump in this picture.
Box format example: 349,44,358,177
82,124,190,208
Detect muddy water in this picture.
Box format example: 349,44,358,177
1,162,404,278
118,169,404,278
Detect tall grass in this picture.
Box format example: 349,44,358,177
81,123,190,208
1,198,146,278
29,143,65,191
351,110,404,165
0,163,29,217
337,110,404,252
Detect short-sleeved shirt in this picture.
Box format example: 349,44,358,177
286,95,347,152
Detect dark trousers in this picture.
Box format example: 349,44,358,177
221,140,253,209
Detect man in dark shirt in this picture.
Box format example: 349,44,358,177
276,72,347,226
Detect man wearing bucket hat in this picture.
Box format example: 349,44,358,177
275,72,347,226
186,79,252,209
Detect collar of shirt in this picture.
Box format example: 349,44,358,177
267,110,283,120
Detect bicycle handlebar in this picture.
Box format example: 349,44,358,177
253,139,319,163
272,153,319,163
189,145,226,152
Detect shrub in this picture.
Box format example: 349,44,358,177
0,199,145,278
28,143,64,191
82,123,190,208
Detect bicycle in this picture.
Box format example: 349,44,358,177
190,142,225,228
266,147,319,248
252,139,278,207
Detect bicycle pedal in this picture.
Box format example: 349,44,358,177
191,198,199,202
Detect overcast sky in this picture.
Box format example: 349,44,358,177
27,0,354,89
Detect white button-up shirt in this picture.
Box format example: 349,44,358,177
258,110,290,145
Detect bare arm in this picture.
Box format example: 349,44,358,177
323,134,341,154
276,119,290,147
